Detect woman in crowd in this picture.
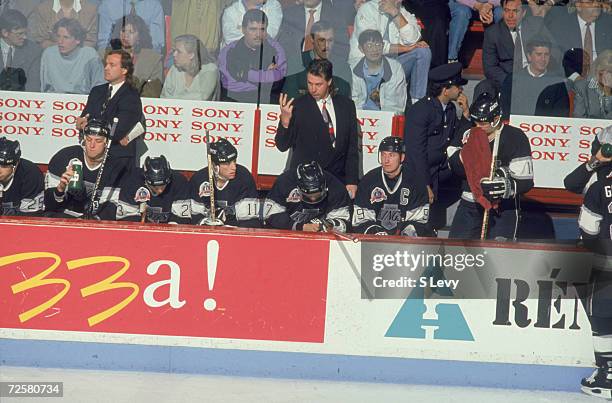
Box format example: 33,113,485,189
573,50,612,119
161,34,219,101
105,14,163,98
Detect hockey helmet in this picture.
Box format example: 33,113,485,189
378,136,405,154
144,155,172,186
470,92,502,124
84,119,111,138
0,137,21,166
209,138,238,164
296,161,327,204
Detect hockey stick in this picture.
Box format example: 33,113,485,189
86,117,118,219
480,127,501,240
202,130,223,226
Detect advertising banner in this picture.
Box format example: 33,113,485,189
0,222,329,342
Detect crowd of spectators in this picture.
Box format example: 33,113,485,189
0,0,610,118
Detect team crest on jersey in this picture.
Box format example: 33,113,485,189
134,187,151,203
287,188,302,203
379,204,401,230
370,187,388,203
199,181,211,198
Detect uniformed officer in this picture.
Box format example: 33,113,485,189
403,62,470,229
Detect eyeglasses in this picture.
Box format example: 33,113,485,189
363,42,383,50
9,30,27,38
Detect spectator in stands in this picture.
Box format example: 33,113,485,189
479,0,554,96
277,0,350,76
402,0,451,67
40,18,104,93
105,14,162,97
29,0,98,48
170,0,230,55
282,21,351,100
221,0,282,47
0,0,43,19
219,9,287,104
351,30,407,114
97,0,164,53
0,9,42,92
573,50,612,119
448,0,503,64
161,34,219,101
547,0,612,83
349,0,431,104
502,39,569,117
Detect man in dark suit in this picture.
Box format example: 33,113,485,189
278,0,351,76
76,49,144,170
479,0,554,96
547,0,612,81
0,9,41,92
276,59,359,198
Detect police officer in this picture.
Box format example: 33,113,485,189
0,137,44,216
403,62,470,229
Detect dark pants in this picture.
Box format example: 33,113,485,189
449,199,520,240
403,0,450,68
588,268,612,367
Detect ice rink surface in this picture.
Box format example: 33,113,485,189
0,366,595,403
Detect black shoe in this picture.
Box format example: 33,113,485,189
582,367,612,399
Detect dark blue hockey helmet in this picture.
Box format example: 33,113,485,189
470,92,502,123
144,155,172,186
209,138,238,164
297,161,327,204
0,137,21,166
379,136,405,154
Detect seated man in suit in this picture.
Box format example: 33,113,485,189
278,0,350,75
547,0,612,83
219,9,287,105
276,59,360,198
282,21,352,100
501,39,570,117
351,29,407,114
76,49,144,170
0,9,41,92
479,0,555,96
40,18,104,93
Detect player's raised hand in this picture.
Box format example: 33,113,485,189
279,93,295,129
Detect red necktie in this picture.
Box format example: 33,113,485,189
322,100,335,146
303,9,316,52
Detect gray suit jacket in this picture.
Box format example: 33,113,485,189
0,40,42,92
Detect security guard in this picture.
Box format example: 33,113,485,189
403,62,470,229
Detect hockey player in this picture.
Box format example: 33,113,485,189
263,161,351,232
0,137,44,216
189,138,260,227
565,125,612,195
448,92,534,240
352,136,431,236
578,173,612,399
44,119,125,218
100,155,191,224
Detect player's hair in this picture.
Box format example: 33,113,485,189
242,9,268,29
53,18,86,45
501,0,527,7
307,58,333,81
105,49,135,86
358,29,383,47
0,9,27,32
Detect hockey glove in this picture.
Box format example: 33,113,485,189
480,167,515,202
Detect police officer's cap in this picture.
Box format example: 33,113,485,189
428,62,467,86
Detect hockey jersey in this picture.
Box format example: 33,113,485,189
100,169,191,224
189,164,261,227
44,145,125,218
448,124,534,209
352,164,431,236
0,159,44,216
579,174,612,255
263,170,351,231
